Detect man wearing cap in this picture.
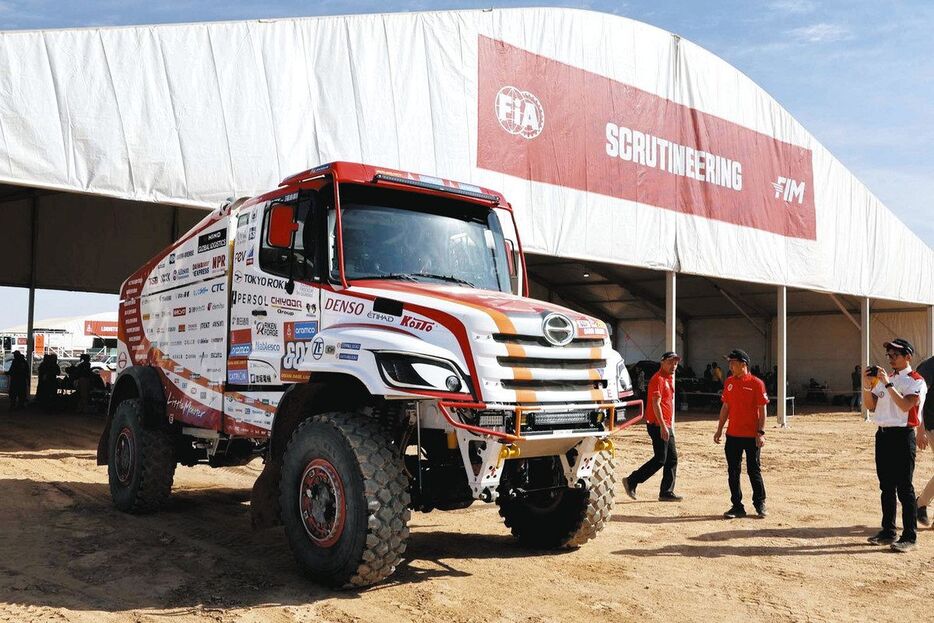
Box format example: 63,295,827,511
622,352,682,502
863,338,927,553
714,349,769,518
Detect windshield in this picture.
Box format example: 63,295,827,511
330,184,511,293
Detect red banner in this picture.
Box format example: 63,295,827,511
477,36,816,240
84,320,119,337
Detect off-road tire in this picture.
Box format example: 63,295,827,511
498,456,616,548
107,398,176,513
279,412,410,588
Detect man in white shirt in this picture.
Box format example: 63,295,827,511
862,338,928,553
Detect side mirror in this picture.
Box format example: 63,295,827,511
267,203,298,249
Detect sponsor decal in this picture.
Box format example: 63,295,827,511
233,292,267,306
367,311,396,323
175,290,189,300
401,315,435,332
324,298,365,316
310,337,325,360
211,283,225,293
198,228,226,253
188,305,206,313
325,345,336,355
250,374,272,383
169,252,176,265
272,296,302,310
254,342,281,353
228,368,249,384
117,352,128,369
284,321,318,341
232,316,250,327
212,254,226,270
245,247,254,266
229,328,252,356
339,342,361,351
477,36,816,239
254,321,279,337
338,353,358,361
192,260,210,277
242,273,286,289
193,286,209,296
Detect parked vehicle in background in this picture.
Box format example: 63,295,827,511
98,162,642,588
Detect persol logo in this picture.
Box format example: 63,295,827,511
542,313,574,346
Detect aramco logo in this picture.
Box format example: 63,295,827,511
495,86,544,139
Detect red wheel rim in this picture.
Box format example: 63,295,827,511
299,458,346,547
114,426,135,485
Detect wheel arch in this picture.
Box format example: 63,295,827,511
97,366,166,465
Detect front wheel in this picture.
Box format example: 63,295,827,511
279,412,410,588
498,455,616,548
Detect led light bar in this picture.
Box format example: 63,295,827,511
477,413,507,427
372,173,500,203
531,411,592,426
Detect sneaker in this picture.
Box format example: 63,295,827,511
918,503,930,527
867,531,896,545
755,504,768,518
658,493,683,502
890,539,917,553
723,506,747,519
622,477,636,500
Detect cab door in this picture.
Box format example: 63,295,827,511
228,190,322,391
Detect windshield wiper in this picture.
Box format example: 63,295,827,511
355,272,476,288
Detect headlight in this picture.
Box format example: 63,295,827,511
616,361,632,394
375,352,469,394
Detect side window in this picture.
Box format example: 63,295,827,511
259,193,317,280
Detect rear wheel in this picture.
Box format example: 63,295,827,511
107,398,176,513
279,412,410,588
498,455,615,548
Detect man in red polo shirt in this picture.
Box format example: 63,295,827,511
714,349,769,518
622,352,682,502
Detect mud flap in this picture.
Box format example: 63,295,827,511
251,459,283,529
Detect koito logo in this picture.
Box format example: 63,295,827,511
495,86,544,139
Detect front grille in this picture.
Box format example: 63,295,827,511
497,356,606,370
492,333,604,348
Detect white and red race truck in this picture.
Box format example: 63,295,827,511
98,161,641,587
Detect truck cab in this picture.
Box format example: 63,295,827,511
100,162,639,588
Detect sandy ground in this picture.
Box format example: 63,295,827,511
1,406,932,623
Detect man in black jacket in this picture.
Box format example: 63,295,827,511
6,351,29,410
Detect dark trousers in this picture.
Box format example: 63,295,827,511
627,424,677,495
875,427,917,542
725,435,765,509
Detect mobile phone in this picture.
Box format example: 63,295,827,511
866,365,880,377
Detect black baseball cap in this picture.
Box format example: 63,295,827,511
660,351,681,362
883,338,914,355
725,349,751,364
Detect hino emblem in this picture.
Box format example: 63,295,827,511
542,313,574,346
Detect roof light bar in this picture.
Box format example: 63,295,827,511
372,173,500,204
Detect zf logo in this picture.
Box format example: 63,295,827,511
495,86,544,139
281,341,309,369
771,176,806,204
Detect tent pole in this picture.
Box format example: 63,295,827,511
861,298,871,422
665,271,676,353
777,286,787,428
25,195,38,398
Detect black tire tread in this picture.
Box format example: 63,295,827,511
281,412,410,588
109,398,176,514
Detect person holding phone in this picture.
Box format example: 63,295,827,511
863,338,928,553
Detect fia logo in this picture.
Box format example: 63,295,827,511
771,176,806,204
495,86,544,139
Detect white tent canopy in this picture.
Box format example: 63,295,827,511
0,7,931,303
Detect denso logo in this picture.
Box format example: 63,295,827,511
495,86,544,139
324,298,365,316
401,315,435,332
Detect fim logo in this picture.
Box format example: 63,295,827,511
495,86,544,139
771,176,806,204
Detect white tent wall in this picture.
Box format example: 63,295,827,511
684,318,769,382
615,319,684,365
0,8,930,306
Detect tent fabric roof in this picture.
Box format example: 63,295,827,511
0,8,930,302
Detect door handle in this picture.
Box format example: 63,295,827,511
251,309,267,317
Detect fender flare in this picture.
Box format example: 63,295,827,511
96,365,166,465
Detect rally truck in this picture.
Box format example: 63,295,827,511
97,161,641,587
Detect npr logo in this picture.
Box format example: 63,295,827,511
771,176,806,204
495,86,544,139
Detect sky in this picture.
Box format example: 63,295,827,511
0,0,931,330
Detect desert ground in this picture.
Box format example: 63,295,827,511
1,406,932,623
